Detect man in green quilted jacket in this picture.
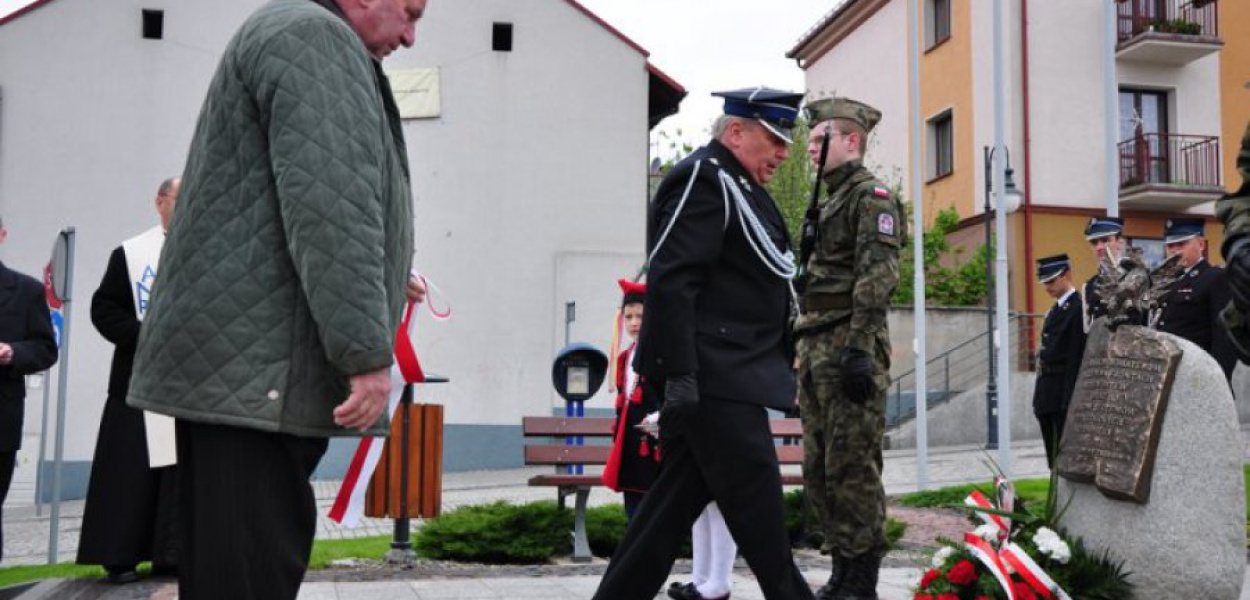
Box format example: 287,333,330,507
127,1,425,598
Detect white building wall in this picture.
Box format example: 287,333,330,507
387,0,650,425
802,0,910,193
0,0,653,501
1017,0,1110,211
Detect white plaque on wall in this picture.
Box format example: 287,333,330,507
388,67,441,119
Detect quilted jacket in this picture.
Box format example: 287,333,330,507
128,0,414,438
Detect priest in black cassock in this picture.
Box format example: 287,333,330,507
77,178,180,583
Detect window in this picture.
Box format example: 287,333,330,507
492,22,513,52
1129,238,1167,270
1119,88,1171,185
927,110,954,181
926,0,951,50
142,9,164,40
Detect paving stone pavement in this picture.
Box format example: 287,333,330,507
8,434,1250,599
4,440,1057,565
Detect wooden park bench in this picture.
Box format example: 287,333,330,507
522,415,805,562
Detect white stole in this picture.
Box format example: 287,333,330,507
122,226,177,468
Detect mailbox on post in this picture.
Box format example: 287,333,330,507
550,343,607,478
551,343,607,402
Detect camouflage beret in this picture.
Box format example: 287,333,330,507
804,97,882,133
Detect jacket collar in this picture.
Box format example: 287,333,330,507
822,160,864,190
307,0,349,23
706,139,760,189
0,262,16,290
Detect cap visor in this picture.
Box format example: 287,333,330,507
1085,231,1119,242
759,120,793,145
1038,272,1063,284
1164,233,1200,244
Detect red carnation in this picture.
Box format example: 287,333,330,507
936,594,959,600
913,595,933,600
1013,581,1038,600
919,568,942,590
946,559,977,586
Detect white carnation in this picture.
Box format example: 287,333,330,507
1031,527,1071,563
931,546,954,567
974,524,999,541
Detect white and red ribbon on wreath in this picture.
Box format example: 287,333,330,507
1001,543,1074,600
961,479,1072,600
328,273,450,528
964,532,1016,600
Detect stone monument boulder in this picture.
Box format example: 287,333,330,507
1057,332,1245,600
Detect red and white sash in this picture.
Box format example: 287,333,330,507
328,274,449,527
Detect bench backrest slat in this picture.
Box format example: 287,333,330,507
524,443,803,466
522,416,803,438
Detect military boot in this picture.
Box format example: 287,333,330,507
830,553,880,600
814,555,845,600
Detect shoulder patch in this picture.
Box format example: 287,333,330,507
877,212,895,236
872,186,890,198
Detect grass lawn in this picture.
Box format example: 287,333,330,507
0,535,397,590
897,465,1250,523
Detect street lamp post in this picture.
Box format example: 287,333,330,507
983,146,1022,450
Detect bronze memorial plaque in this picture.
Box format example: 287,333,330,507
1056,322,1181,503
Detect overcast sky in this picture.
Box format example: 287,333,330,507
574,0,843,158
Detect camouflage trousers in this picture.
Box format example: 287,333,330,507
796,325,889,558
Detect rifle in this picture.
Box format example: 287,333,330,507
794,124,833,296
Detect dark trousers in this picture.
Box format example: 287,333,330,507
0,450,14,563
1036,412,1066,469
176,420,327,600
592,398,814,600
623,490,645,521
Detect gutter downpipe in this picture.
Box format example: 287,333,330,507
1021,0,1036,346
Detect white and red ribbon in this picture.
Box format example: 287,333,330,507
1001,542,1072,600
964,532,1016,600
328,273,449,527
965,489,1009,538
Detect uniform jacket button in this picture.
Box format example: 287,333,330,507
267,390,280,401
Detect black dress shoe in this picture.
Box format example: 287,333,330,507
667,581,730,600
105,567,140,585
150,564,179,578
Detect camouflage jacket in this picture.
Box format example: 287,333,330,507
795,160,905,352
1217,122,1250,360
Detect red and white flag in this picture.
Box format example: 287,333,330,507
328,275,449,527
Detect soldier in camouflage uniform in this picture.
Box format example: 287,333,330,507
1218,122,1250,363
795,97,905,600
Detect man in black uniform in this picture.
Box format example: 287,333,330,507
1082,216,1125,332
1155,218,1237,379
0,215,59,562
592,88,814,600
1032,255,1085,468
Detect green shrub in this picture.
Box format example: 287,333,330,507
414,501,571,564
586,504,629,557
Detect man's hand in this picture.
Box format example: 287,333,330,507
0,343,12,366
840,347,875,404
659,373,699,438
334,367,392,431
406,274,427,304
1228,239,1250,317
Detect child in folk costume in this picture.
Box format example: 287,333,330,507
601,279,662,519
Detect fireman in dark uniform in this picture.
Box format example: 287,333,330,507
1033,254,1086,468
591,88,815,600
1082,216,1125,332
1155,218,1237,379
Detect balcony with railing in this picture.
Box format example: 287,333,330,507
1116,0,1221,65
1118,133,1224,209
